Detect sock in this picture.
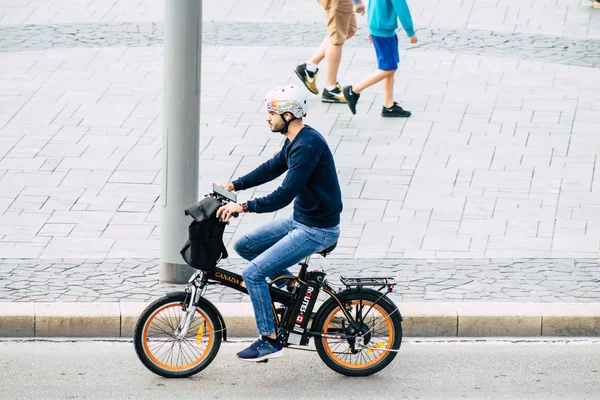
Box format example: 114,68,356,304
262,336,281,347
305,62,318,73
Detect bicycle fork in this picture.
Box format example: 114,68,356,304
174,283,201,340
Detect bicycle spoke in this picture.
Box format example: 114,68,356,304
147,323,175,337
148,336,173,357
329,339,346,353
176,343,183,367
156,309,177,332
164,341,176,366
320,299,398,371
178,340,198,367
180,339,204,362
142,303,215,370
156,340,176,365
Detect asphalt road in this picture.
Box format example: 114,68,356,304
1,339,599,400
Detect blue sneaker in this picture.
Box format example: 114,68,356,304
237,337,283,362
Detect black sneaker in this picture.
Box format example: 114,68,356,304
382,102,411,118
342,85,360,115
294,63,319,94
321,83,346,103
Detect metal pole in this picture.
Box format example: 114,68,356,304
160,0,202,283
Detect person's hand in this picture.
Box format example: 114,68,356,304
216,202,243,222
367,34,372,44
409,35,418,44
353,2,365,15
216,182,234,191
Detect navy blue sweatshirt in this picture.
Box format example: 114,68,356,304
232,125,343,228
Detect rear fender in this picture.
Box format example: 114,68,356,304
311,287,402,332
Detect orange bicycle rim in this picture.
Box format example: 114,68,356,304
142,303,214,371
323,301,393,370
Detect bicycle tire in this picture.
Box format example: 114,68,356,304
133,292,222,378
312,289,402,377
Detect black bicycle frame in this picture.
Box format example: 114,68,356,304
203,267,294,304
198,264,395,344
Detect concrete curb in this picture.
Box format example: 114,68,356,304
1,302,599,338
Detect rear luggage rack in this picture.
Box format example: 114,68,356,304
340,276,396,288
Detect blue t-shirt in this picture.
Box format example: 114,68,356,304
232,125,343,228
368,0,415,38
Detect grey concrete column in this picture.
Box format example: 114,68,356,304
160,0,202,283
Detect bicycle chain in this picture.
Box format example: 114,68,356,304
287,345,318,353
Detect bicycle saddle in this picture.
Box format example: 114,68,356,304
317,241,337,257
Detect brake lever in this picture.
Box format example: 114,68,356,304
213,193,239,221
217,211,239,223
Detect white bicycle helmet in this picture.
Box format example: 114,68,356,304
264,85,308,119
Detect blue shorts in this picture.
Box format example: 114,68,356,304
371,34,399,71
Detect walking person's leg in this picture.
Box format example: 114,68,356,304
343,34,410,117
305,38,328,75
350,69,395,95
382,73,395,109
305,6,357,80
342,68,394,114
320,0,356,103
295,0,357,103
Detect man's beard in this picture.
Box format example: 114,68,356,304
269,121,285,134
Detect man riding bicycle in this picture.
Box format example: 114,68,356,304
216,84,343,362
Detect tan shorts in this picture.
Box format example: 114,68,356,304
318,0,357,45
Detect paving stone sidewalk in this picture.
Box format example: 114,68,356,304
1,258,599,304
2,42,600,260
1,0,600,293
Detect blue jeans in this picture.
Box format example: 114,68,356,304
234,215,340,336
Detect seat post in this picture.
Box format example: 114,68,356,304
297,255,311,280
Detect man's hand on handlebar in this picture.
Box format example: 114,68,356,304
216,182,234,192
217,202,243,222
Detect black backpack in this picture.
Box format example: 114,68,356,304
180,196,228,271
